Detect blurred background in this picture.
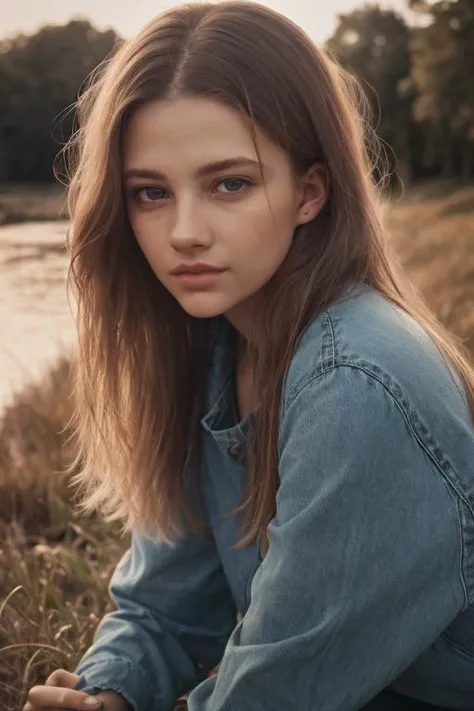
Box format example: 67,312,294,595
0,0,473,708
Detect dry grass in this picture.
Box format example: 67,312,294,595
0,358,127,709
387,182,474,352
0,181,473,709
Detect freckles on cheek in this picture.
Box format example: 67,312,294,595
241,208,275,247
129,212,158,247
256,192,294,240
246,217,286,255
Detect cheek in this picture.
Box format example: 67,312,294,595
240,196,296,261
128,207,154,237
129,213,164,262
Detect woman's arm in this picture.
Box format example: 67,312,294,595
74,529,237,711
186,365,467,711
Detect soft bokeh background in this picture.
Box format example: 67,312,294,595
0,1,473,708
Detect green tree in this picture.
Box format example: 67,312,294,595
408,0,474,178
326,4,415,184
0,20,120,182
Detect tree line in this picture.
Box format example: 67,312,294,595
0,0,473,184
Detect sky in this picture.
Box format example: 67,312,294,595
1,0,410,44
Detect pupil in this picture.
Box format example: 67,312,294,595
225,178,242,191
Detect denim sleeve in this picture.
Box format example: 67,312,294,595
187,365,466,711
74,529,237,710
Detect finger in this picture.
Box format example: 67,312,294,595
28,685,102,709
46,670,81,688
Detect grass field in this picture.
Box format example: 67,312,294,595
1,182,473,709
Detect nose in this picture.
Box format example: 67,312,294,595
169,198,213,252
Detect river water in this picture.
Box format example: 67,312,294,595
0,220,76,411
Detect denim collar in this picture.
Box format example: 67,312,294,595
201,317,252,462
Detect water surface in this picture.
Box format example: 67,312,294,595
0,221,75,411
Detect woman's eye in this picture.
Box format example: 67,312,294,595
216,177,251,194
134,186,167,203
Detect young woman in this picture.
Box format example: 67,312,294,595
25,2,474,710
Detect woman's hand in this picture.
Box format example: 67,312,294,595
24,669,131,711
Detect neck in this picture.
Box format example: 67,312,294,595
225,315,257,372
224,293,261,350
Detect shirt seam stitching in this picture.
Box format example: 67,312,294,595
325,310,336,370
282,361,471,605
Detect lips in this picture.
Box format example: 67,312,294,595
171,264,226,275
170,265,227,290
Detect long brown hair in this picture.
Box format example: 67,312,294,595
62,1,474,550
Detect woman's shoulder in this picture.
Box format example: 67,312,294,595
283,284,468,421
281,285,474,549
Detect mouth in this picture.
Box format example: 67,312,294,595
171,263,227,275
171,268,228,289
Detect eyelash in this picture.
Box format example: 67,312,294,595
130,177,254,205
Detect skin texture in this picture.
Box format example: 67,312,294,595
122,95,327,341
23,669,129,710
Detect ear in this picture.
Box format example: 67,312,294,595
295,162,328,226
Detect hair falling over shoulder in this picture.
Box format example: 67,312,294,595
59,1,474,552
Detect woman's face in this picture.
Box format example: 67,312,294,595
122,96,324,331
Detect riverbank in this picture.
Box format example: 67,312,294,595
0,183,67,226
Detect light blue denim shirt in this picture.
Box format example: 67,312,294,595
75,285,474,710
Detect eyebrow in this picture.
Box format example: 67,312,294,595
123,157,264,182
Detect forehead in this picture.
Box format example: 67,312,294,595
122,96,279,171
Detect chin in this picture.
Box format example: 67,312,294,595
177,295,231,319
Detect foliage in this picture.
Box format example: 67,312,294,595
0,20,120,182
326,0,474,183
409,0,474,177
326,5,415,181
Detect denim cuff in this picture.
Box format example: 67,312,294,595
74,656,154,711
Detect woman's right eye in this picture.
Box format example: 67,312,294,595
133,186,168,203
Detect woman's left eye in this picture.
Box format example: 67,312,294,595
215,177,251,194
133,186,167,203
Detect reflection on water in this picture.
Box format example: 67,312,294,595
0,221,76,411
